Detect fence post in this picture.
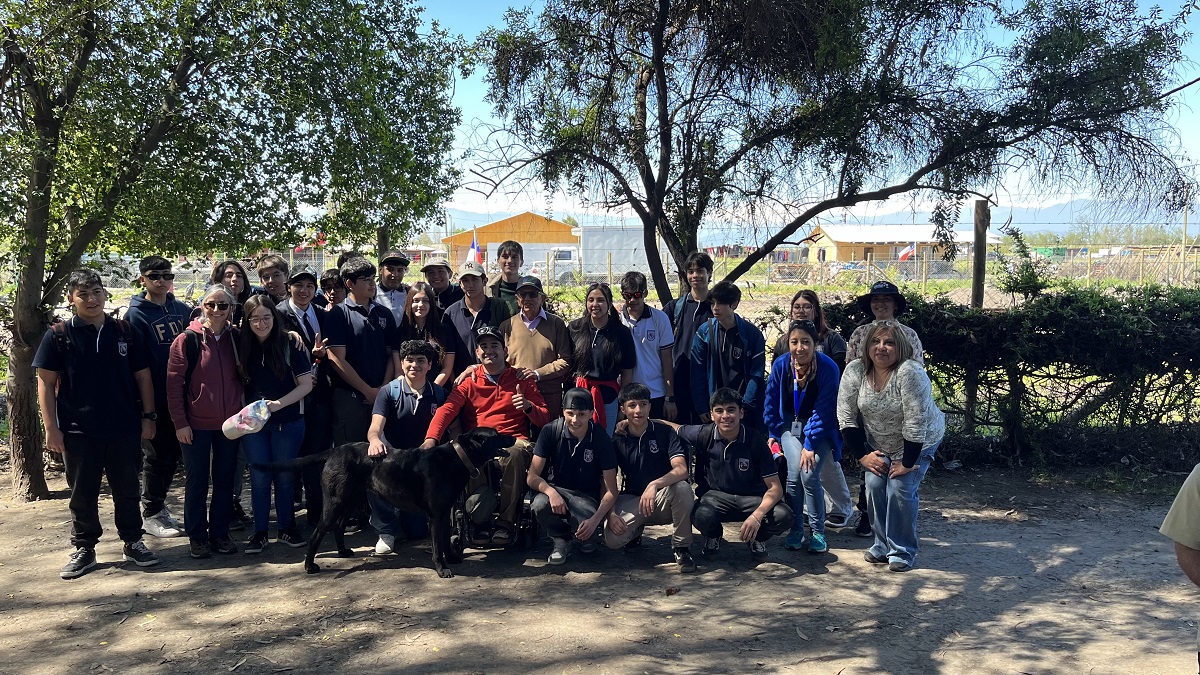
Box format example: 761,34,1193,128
1087,249,1093,287
922,249,929,296
546,251,552,288
1139,250,1144,285
607,252,613,285
971,199,989,309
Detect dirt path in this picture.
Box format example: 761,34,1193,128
0,467,1195,675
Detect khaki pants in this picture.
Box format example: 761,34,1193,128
467,438,533,529
604,481,695,549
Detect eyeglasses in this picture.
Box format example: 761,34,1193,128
145,273,175,281
621,291,644,300
793,303,814,311
203,302,232,311
247,315,272,325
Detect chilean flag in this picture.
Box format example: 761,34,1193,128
898,243,917,261
467,231,482,265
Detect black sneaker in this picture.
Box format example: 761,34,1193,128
189,539,212,559
245,531,268,554
122,540,160,567
60,547,97,579
674,547,696,573
211,535,238,554
889,560,913,573
229,501,250,532
855,512,873,538
702,536,721,556
749,540,769,562
278,528,307,548
864,551,888,564
623,534,643,550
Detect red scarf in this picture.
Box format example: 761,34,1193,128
575,375,620,428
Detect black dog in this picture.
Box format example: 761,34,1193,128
257,428,515,577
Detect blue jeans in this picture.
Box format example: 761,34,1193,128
864,447,936,567
603,398,619,436
181,429,240,542
782,432,833,535
368,491,429,539
241,418,305,533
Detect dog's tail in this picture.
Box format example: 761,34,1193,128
249,450,333,472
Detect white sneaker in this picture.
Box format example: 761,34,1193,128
375,534,396,555
143,511,183,538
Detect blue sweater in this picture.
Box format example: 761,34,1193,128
689,314,766,417
126,292,193,406
764,351,843,459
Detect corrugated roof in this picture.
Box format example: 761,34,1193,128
814,224,1001,244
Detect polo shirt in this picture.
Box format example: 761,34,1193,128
620,306,674,398
376,284,409,325
716,323,746,394
434,283,464,311
32,316,151,437
441,296,511,374
324,298,397,391
244,341,312,424
570,317,637,381
667,294,712,366
611,421,684,495
533,418,618,502
372,379,446,449
678,423,776,497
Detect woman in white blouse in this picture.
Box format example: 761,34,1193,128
837,320,944,572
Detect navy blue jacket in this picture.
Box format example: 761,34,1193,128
126,292,192,406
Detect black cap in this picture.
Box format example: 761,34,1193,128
856,280,908,317
288,267,318,285
787,319,819,343
515,276,544,294
563,387,596,411
475,325,504,344
380,250,410,267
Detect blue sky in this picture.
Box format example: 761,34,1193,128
423,0,1200,234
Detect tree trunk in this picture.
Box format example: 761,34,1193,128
7,340,48,501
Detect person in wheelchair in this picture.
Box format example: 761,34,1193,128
527,388,620,566
423,326,549,546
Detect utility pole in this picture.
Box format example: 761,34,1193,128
971,199,990,308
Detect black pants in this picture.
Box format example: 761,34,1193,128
63,433,144,548
141,413,181,517
531,485,600,543
692,489,793,542
331,388,373,446
298,398,332,524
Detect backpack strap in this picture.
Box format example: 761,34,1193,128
52,321,70,358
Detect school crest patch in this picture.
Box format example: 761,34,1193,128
737,458,750,471
583,448,594,463
647,330,656,341
732,347,743,359
377,317,387,328
648,439,659,453
117,339,129,357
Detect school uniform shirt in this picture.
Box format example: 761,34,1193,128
442,296,513,375
324,298,397,391
568,317,637,381
435,283,465,311
716,323,745,393
376,284,409,325
611,421,684,495
620,306,674,398
32,316,151,437
533,418,618,502
244,341,312,424
372,379,447,449
664,294,713,368
678,423,777,497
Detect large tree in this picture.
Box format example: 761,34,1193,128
480,0,1196,304
1,0,463,500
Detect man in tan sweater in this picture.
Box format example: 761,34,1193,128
499,276,573,419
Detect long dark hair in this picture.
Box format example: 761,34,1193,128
790,289,829,339
400,281,449,357
571,283,623,377
210,259,253,304
240,295,290,380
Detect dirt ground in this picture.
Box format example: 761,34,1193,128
0,465,1196,675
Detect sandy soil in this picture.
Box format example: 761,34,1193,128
0,466,1196,675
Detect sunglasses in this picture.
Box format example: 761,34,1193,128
203,302,232,311
517,291,541,299
145,273,176,281
621,291,645,300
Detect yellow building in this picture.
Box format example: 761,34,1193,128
442,212,579,265
809,224,1000,262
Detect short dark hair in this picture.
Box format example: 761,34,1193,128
708,280,741,306
319,269,342,292
397,339,440,364
67,269,103,294
709,387,743,410
257,254,289,278
336,250,368,269
618,382,652,406
619,271,647,294
139,255,171,274
684,251,714,275
496,240,524,260
340,258,376,287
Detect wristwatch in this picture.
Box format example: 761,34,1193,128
664,396,675,403
142,412,158,421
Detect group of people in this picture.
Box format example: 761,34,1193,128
36,239,943,580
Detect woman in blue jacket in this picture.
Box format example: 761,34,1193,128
764,319,842,554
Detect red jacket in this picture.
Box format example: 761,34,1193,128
426,366,549,441
166,319,245,431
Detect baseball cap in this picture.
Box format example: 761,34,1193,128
458,260,486,279
380,250,410,267
421,257,452,273
515,276,544,294
475,325,504,343
288,267,318,285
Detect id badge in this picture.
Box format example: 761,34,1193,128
790,420,804,437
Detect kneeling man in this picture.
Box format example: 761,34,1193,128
604,383,696,573
528,388,619,566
